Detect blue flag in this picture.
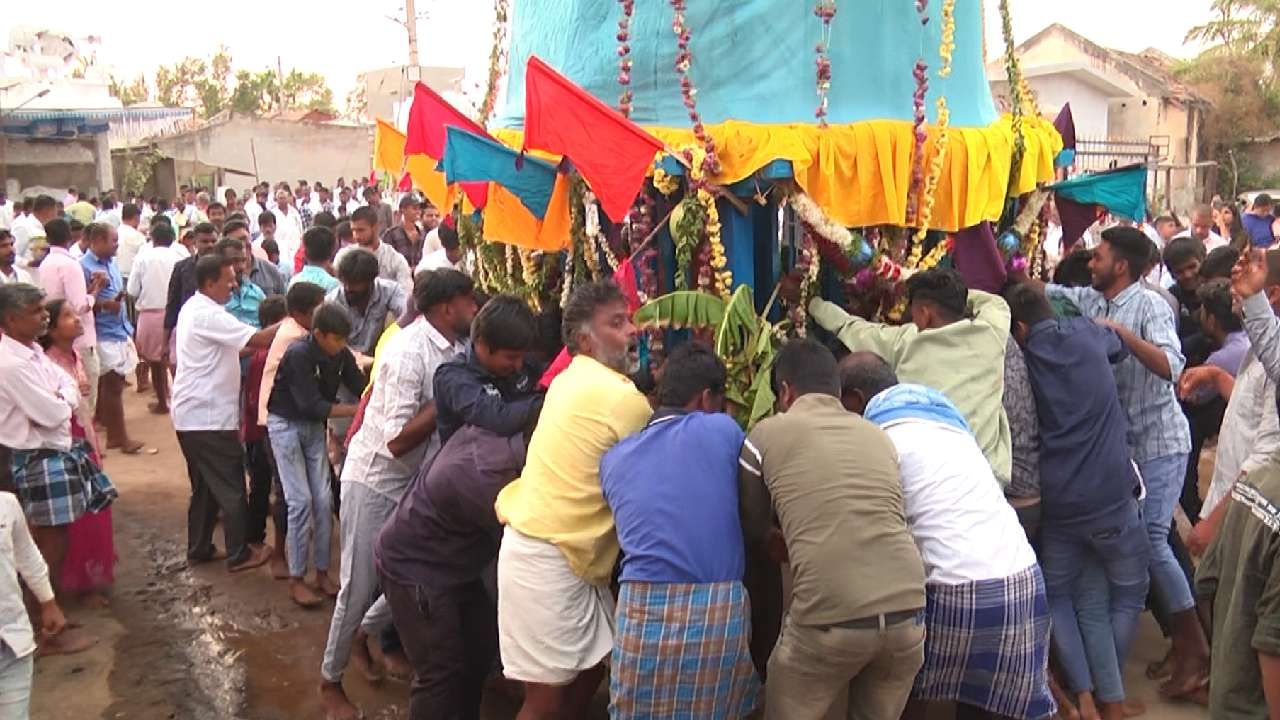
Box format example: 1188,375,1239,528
1050,164,1146,223
440,126,558,219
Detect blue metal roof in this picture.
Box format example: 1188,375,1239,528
0,107,190,138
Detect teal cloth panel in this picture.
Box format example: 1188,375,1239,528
496,0,998,130
1051,165,1148,222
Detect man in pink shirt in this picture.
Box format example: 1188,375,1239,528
38,219,106,413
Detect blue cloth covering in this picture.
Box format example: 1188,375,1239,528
864,383,972,435
497,0,998,129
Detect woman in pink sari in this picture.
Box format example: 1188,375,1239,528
41,299,116,605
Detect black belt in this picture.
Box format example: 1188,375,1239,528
821,608,923,631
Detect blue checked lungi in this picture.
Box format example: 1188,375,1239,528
10,440,117,527
913,564,1056,720
610,580,759,719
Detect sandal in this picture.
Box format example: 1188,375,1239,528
118,443,158,456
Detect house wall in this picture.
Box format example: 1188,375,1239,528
999,74,1112,137
1,136,104,195
150,116,373,187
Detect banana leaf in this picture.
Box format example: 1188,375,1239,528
633,291,726,329
714,284,759,360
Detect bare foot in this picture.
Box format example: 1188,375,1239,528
1049,672,1079,720
1076,691,1101,720
382,648,412,682
1123,699,1146,717
350,629,383,683
315,571,339,597
319,680,361,720
147,402,169,415
1146,648,1173,680
37,628,99,657
290,579,324,608
227,545,272,573
270,552,289,580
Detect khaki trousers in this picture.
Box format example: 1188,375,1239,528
764,611,924,720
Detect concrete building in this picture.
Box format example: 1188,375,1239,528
117,113,373,199
360,65,464,125
1,27,194,199
987,23,1211,212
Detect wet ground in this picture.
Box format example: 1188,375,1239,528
30,390,1207,720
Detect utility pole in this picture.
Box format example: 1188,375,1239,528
405,0,420,66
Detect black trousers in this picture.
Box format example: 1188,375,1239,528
1181,396,1227,523
382,573,496,720
244,438,286,545
177,430,251,566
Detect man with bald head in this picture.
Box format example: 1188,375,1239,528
1177,204,1228,252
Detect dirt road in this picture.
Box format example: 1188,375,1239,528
30,390,1206,720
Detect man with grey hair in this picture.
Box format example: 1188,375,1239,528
0,282,116,655
493,281,652,718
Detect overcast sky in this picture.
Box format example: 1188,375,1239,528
2,0,1213,105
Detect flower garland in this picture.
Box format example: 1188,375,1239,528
616,0,635,117
791,227,822,337
999,0,1025,193
814,1,837,127
652,165,680,196
582,191,603,280
560,232,577,308
478,0,510,126
671,0,722,176
670,195,706,290
685,146,731,297
905,0,930,227
519,248,544,313
910,0,956,260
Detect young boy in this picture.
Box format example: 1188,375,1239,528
0,490,67,714
243,296,289,577
267,302,366,607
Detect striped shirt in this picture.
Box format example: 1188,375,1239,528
1047,281,1191,462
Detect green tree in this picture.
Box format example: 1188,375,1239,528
109,74,149,106
147,48,336,119
280,70,335,113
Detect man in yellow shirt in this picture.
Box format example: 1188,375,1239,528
494,281,652,718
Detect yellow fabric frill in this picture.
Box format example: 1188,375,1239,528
493,113,1061,233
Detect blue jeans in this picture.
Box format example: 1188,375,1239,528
267,414,332,578
0,647,32,720
1040,503,1150,702
1140,454,1195,615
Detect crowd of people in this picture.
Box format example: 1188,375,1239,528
0,177,1277,720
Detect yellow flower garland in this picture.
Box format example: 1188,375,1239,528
910,0,956,261
652,165,680,196
683,145,732,299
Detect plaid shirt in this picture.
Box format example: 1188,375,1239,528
1047,282,1191,462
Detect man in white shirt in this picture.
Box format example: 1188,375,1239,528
244,188,268,235
115,203,148,287
0,231,32,285
0,490,67,712
271,190,305,277
319,269,475,720
415,221,468,275
1183,249,1280,555
171,254,280,573
11,195,57,265
335,206,412,295
841,355,1054,719
0,191,14,230
128,222,182,413
1176,204,1228,252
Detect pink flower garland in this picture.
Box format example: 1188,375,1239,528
814,1,837,127
905,0,930,225
671,0,721,176
616,0,635,118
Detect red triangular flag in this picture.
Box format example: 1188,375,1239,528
523,56,665,221
403,82,490,209
613,257,641,313
368,170,377,185
398,171,413,192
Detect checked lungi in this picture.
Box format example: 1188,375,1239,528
913,564,1056,720
10,440,118,527
610,580,759,720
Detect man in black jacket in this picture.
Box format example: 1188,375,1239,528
374,293,543,719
